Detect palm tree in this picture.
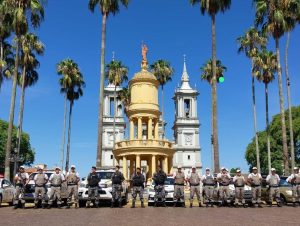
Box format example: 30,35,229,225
283,1,300,170
191,0,231,173
4,0,44,180
237,27,267,174
254,0,299,174
105,60,128,149
0,0,13,90
57,59,85,172
253,49,277,174
14,33,44,175
118,86,131,117
88,0,129,168
201,59,226,172
150,60,174,138
57,59,81,171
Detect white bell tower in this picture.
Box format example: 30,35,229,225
102,83,126,168
172,57,202,174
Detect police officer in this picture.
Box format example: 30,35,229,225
87,166,100,208
33,167,48,209
217,167,231,207
233,169,246,208
266,168,282,207
66,165,80,209
201,168,215,207
13,166,29,209
131,167,145,208
111,165,125,208
247,166,262,208
48,167,65,208
173,165,186,207
187,166,202,208
152,165,167,207
287,166,300,207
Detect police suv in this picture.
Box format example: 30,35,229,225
78,169,128,207
0,178,15,207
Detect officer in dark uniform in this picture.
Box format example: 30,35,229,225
111,165,125,208
86,166,100,208
152,165,167,207
131,167,145,208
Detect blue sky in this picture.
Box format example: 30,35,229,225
1,0,300,176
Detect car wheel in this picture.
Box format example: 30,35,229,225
78,200,86,208
8,200,14,206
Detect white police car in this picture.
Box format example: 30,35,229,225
0,178,15,207
78,169,128,207
147,176,177,206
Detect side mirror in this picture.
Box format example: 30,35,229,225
2,184,9,188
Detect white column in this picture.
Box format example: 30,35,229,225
123,156,127,180
194,97,197,117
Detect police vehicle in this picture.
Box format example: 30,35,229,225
78,169,129,207
0,178,15,207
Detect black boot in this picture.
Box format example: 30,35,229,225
293,202,296,207
21,203,25,209
243,204,247,208
190,203,193,208
182,202,186,208
141,201,145,208
119,201,122,208
199,202,202,207
131,201,135,208
13,204,18,209
110,202,114,208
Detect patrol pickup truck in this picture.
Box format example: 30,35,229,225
0,178,15,207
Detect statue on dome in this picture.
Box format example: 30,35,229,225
141,44,148,69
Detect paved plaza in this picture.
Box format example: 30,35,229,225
0,204,299,226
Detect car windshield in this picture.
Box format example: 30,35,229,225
280,179,291,187
29,172,53,180
97,172,114,180
152,178,174,186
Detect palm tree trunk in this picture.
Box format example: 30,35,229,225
211,14,219,173
161,85,164,139
14,65,26,177
60,94,68,170
4,38,20,180
211,86,214,172
275,38,289,175
96,13,107,168
251,59,261,174
265,83,271,175
113,84,117,166
284,32,295,169
65,101,73,172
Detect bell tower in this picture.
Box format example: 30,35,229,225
172,57,202,174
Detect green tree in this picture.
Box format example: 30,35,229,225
254,0,300,174
237,27,268,173
253,49,277,174
105,60,128,148
246,106,300,175
57,59,85,172
0,119,34,176
4,0,44,180
150,59,174,138
88,0,129,168
14,33,44,174
191,0,231,173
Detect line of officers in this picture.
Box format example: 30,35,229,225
13,165,80,209
169,165,300,208
12,164,300,209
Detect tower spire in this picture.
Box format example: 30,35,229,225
180,54,191,89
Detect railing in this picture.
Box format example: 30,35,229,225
115,139,173,149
